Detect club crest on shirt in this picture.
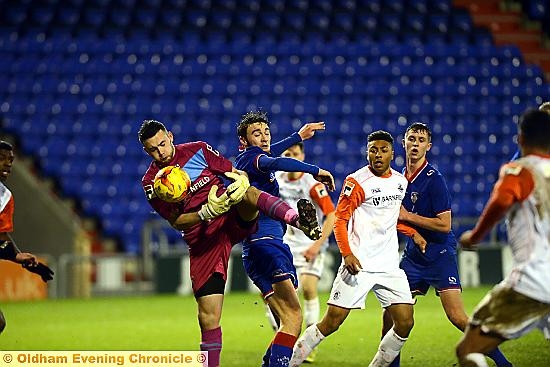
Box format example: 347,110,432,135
341,180,355,197
411,192,418,204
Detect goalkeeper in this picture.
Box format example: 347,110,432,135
139,120,326,367
0,141,54,334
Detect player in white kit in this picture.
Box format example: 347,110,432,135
290,131,427,367
457,109,550,367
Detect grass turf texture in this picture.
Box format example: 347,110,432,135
1,287,548,366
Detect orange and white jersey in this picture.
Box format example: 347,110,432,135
277,172,335,253
0,181,14,233
470,154,550,303
333,166,408,272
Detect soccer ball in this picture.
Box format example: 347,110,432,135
153,166,192,202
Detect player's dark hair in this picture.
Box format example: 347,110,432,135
0,141,13,151
291,142,304,151
367,130,394,144
237,110,270,139
138,120,168,143
405,122,432,141
519,109,550,150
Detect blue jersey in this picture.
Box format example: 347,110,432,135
234,146,286,243
402,161,458,264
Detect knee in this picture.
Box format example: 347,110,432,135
393,317,414,337
197,308,221,331
447,311,468,331
302,286,317,300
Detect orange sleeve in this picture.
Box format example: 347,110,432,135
470,163,534,243
309,183,335,216
396,221,418,238
0,196,14,233
333,177,365,257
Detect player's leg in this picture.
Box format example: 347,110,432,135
300,272,321,363
456,325,503,367
236,187,321,240
291,305,351,366
440,289,468,330
195,273,226,367
265,279,303,367
0,309,6,333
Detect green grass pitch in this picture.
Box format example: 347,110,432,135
1,287,548,366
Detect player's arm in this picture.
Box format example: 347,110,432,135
460,164,534,248
269,121,325,156
303,183,336,262
334,177,364,274
396,222,427,253
399,207,451,233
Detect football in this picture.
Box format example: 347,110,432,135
153,165,192,202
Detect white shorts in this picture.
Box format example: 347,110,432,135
327,264,414,309
470,283,550,340
293,252,325,279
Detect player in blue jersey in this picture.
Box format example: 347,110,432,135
234,111,335,367
381,123,512,367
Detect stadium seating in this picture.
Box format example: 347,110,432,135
1,0,548,252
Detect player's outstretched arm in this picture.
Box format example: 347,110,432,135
399,206,451,233
298,121,325,141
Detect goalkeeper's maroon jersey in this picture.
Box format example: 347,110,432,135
142,141,232,222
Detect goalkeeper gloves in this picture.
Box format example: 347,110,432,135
198,185,231,221
23,262,54,282
224,172,250,204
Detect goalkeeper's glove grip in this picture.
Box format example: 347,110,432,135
0,240,18,261
23,262,54,282
198,203,216,221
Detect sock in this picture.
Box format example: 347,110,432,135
262,344,272,367
290,324,325,366
200,326,222,367
369,328,407,367
388,353,400,367
265,303,279,332
486,348,512,367
462,353,490,367
304,298,320,327
269,332,297,367
257,192,299,228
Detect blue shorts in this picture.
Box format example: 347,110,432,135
400,251,461,296
242,238,298,298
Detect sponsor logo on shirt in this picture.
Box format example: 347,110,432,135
448,276,457,285
143,184,155,200
397,183,404,192
315,185,328,198
190,176,210,193
371,188,381,193
372,194,404,207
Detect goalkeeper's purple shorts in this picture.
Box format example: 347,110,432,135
183,206,258,294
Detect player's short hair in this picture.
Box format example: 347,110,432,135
138,120,168,143
539,101,550,114
0,140,13,151
290,142,304,151
367,130,394,145
405,122,432,141
237,110,270,139
519,109,550,150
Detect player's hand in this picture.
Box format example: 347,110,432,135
343,254,362,275
224,172,250,204
298,121,325,141
198,185,231,221
303,243,321,262
314,169,335,191
459,230,477,251
411,232,427,254
399,206,411,222
22,262,54,282
15,252,37,266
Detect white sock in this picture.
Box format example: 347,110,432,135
290,324,325,366
461,353,489,367
304,298,320,327
369,328,407,367
264,303,278,332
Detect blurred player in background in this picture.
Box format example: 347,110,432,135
0,140,54,334
234,111,335,367
457,109,550,367
261,142,336,363
139,120,327,367
381,123,511,367
510,101,549,160
291,130,426,367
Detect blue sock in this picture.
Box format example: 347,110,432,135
487,347,512,367
389,352,401,367
269,332,297,367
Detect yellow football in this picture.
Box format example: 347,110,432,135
153,166,191,202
